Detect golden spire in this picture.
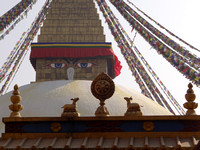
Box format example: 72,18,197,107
9,84,23,117
183,83,198,115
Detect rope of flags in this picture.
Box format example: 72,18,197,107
0,0,38,40
127,0,200,53
0,32,27,83
99,2,152,99
121,0,199,71
0,0,37,35
96,0,181,114
109,0,200,87
132,45,185,114
103,0,176,114
0,0,52,95
104,0,186,114
4,48,29,94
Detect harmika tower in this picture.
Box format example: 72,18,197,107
30,0,122,82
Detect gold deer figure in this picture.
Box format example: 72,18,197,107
124,97,143,116
61,97,80,117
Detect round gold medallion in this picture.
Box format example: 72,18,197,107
143,121,154,132
95,80,111,95
50,122,61,133
91,72,115,100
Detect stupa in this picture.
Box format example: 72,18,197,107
0,0,172,133
0,0,199,149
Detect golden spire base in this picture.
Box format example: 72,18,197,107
183,83,198,115
9,84,23,117
95,103,110,117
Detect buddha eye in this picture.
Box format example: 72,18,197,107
48,63,67,68
75,63,94,68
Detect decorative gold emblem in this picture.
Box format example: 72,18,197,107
91,72,115,117
91,72,115,100
95,80,110,95
51,122,61,132
143,121,154,131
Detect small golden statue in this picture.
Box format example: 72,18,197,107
61,97,80,117
9,84,23,117
183,83,198,115
124,97,143,116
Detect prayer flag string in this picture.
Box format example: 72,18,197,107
127,0,200,53
103,0,185,114
121,0,199,71
0,0,37,34
0,0,39,40
96,0,178,114
109,0,200,87
0,32,27,83
0,0,52,95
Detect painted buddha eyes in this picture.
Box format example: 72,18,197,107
75,63,94,68
49,63,67,68
48,63,95,69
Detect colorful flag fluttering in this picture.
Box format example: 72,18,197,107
127,0,200,52
0,0,38,34
95,0,187,114
0,0,52,95
109,0,200,87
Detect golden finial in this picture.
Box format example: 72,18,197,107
61,97,80,117
183,83,198,115
91,72,115,117
124,97,143,116
9,84,23,117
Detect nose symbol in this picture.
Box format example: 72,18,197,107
67,67,75,80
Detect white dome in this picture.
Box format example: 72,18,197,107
0,80,172,133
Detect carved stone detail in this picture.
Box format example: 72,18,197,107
183,83,198,115
91,72,115,117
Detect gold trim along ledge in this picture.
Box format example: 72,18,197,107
3,115,200,122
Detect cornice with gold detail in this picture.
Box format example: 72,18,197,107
3,115,200,123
